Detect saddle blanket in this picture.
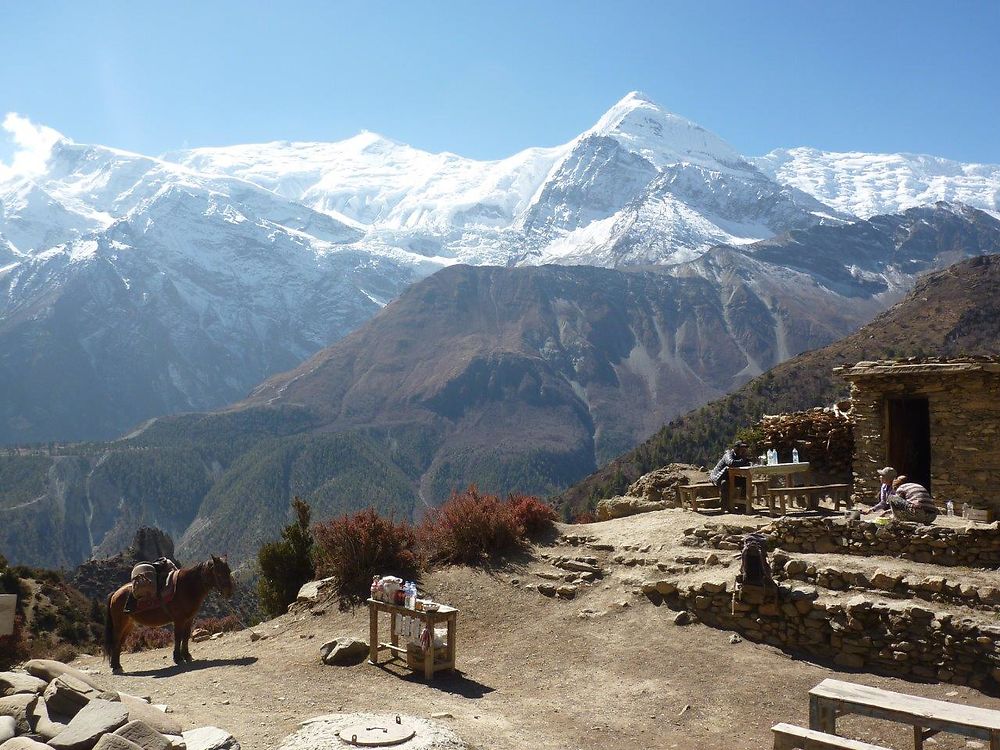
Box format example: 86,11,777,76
134,570,178,613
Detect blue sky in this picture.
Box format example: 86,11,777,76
1,1,998,163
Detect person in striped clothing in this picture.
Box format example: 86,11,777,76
887,475,938,525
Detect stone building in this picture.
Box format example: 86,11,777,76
835,357,1000,514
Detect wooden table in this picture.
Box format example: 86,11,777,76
729,462,810,515
367,598,458,680
809,678,1000,750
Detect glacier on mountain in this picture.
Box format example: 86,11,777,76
2,91,999,442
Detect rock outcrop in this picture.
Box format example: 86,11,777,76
595,463,708,520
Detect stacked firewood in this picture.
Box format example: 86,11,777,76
758,404,854,482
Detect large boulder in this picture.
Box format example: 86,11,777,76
595,496,667,522
0,695,37,735
627,463,710,505
0,717,15,744
319,638,369,666
27,698,70,740
0,673,47,697
43,674,101,718
22,661,107,693
48,699,129,750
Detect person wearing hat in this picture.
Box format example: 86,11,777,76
862,466,896,515
710,441,752,513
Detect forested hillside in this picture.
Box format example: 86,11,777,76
555,254,1000,516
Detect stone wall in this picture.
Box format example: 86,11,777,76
682,517,1000,568
768,551,1000,611
840,360,1000,513
659,581,1000,691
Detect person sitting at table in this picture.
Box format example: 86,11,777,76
710,441,752,512
861,466,896,515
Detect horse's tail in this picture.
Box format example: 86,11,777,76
103,592,114,661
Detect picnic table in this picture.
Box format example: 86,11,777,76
729,462,810,514
809,678,1000,750
367,598,458,680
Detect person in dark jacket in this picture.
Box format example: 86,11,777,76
710,441,752,512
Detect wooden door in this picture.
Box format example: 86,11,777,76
887,397,931,490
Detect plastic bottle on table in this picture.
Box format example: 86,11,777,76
946,500,955,516
792,448,799,463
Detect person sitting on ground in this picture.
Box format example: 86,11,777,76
710,441,752,512
861,466,896,515
887,476,938,525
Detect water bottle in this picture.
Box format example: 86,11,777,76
946,500,954,517
792,448,799,464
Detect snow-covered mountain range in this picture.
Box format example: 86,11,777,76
1,91,999,443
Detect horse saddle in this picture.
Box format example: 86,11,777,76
130,557,179,613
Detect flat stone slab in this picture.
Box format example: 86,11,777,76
22,661,108,693
114,721,171,750
48,699,129,750
118,695,182,736
0,738,52,750
279,714,466,750
180,727,239,750
93,736,144,750
0,673,47,697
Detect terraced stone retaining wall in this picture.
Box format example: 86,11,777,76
683,517,1000,568
768,551,1000,611
660,581,1000,691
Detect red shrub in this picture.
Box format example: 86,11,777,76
506,493,557,535
313,509,421,608
123,625,174,652
194,615,242,634
574,512,596,524
419,485,525,565
0,615,31,669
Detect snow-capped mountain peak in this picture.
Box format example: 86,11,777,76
586,90,747,172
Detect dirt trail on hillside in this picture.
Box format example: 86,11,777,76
74,512,1000,750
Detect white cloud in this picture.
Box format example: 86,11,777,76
0,113,67,181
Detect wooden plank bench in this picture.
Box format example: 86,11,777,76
809,678,1000,750
766,484,852,515
772,722,892,750
676,482,721,512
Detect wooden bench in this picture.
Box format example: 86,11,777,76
676,482,721,512
766,484,852,515
809,678,1000,750
772,723,891,750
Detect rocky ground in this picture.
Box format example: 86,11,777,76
61,509,1000,750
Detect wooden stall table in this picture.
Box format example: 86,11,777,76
367,598,458,680
729,462,810,515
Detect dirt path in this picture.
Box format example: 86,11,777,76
73,511,1000,750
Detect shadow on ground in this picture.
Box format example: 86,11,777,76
375,662,495,699
127,656,259,678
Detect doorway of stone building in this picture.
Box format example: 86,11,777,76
887,397,931,490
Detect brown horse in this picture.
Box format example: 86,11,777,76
105,555,235,674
